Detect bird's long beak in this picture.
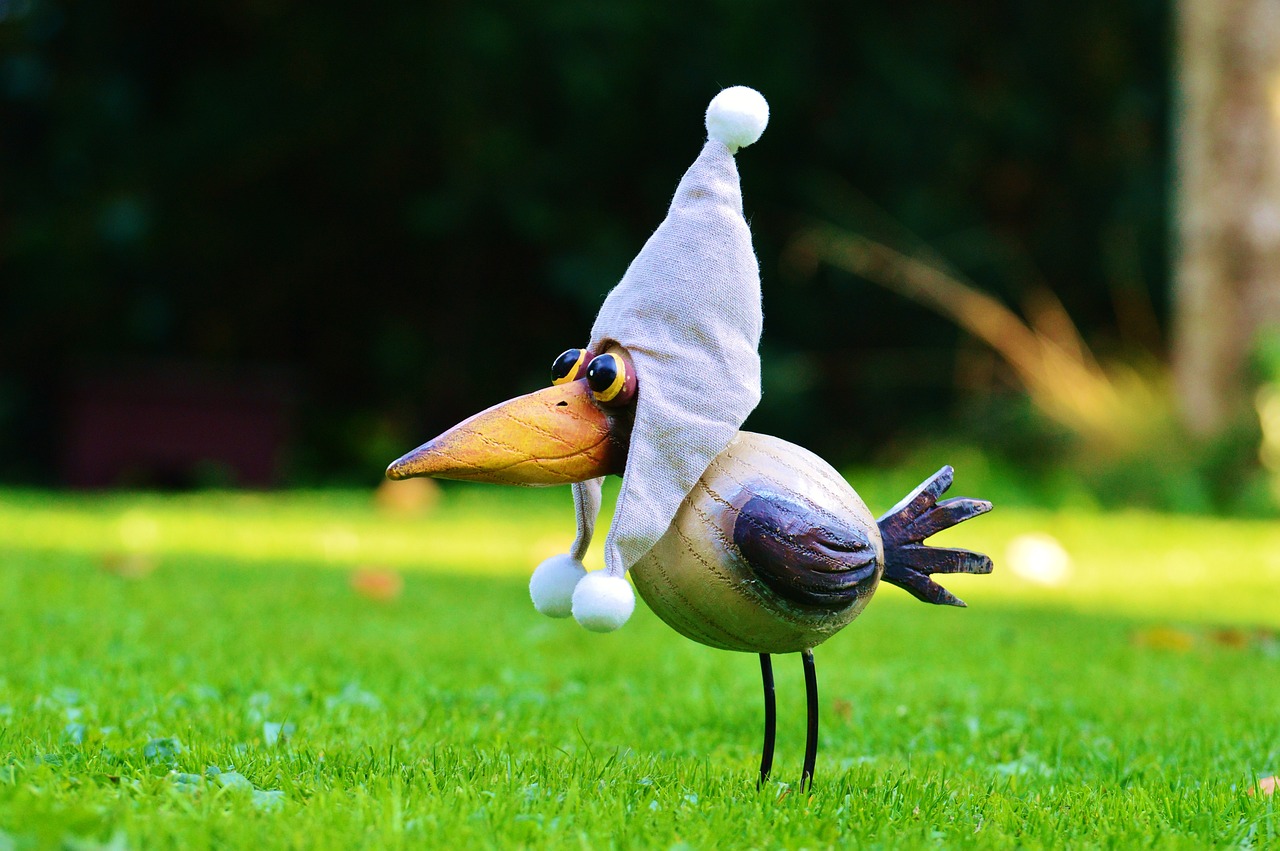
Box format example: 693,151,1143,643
386,380,629,485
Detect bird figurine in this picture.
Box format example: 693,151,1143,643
387,87,993,788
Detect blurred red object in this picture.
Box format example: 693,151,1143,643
350,567,403,602
61,362,294,488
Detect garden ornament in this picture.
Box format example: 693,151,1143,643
387,87,994,788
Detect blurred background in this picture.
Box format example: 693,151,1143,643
2,0,1278,516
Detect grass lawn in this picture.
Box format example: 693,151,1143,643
0,482,1277,849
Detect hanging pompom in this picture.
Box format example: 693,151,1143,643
572,571,635,632
529,553,587,618
705,86,769,152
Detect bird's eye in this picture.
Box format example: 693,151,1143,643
551,348,593,385
585,352,637,406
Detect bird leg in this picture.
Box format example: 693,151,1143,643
758,653,776,786
801,648,818,790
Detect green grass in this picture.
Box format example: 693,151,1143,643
0,483,1277,849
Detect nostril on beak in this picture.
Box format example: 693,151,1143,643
556,401,568,407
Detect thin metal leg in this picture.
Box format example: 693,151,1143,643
801,649,818,790
758,653,776,787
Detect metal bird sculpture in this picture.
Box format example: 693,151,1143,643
386,88,993,788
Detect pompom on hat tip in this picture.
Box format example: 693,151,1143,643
705,86,769,153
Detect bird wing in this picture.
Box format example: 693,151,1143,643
732,489,879,610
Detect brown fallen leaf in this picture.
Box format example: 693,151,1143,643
1208,628,1250,649
99,552,157,580
374,477,441,516
350,567,404,602
832,698,853,723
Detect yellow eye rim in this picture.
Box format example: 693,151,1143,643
552,349,590,386
590,353,628,402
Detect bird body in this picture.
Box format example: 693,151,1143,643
630,430,880,654
384,86,994,786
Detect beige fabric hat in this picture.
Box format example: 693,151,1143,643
528,86,770,632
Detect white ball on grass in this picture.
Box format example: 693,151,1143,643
705,86,769,152
529,553,586,618
572,571,635,632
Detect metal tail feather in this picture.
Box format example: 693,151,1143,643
877,465,994,606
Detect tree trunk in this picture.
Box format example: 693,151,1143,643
1174,0,1280,435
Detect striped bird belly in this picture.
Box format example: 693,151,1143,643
629,431,884,653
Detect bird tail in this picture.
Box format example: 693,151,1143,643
876,466,993,607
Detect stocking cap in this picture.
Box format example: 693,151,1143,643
530,86,769,632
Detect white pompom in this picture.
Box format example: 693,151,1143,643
529,553,586,618
571,571,635,633
705,86,769,152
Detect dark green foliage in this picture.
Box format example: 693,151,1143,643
1,0,1169,484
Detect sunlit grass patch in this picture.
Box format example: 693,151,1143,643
3,483,1278,623
0,486,570,575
